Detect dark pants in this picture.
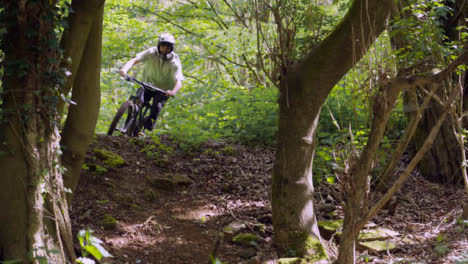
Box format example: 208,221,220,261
143,89,168,131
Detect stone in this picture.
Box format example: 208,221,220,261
147,174,193,190
359,240,396,253
358,227,399,241
223,221,245,242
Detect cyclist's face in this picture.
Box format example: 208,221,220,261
159,44,172,55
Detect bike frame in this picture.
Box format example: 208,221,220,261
125,75,167,94
123,75,167,135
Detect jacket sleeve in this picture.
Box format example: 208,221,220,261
135,47,157,62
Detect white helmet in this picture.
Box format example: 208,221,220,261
157,33,175,58
158,33,175,47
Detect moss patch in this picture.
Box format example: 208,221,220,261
318,219,343,232
232,233,260,247
303,235,327,262
278,258,308,264
287,231,327,262
94,148,125,167
318,219,343,239
101,214,118,230
222,145,236,155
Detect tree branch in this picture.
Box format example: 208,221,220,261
131,4,199,36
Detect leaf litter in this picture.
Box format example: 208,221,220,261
71,134,468,263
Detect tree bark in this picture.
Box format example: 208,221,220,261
412,97,461,183
336,51,468,263
408,0,467,184
0,1,75,262
60,0,105,203
271,0,394,260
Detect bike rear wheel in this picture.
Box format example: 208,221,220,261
107,101,138,136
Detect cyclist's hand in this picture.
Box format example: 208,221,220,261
118,70,127,77
166,90,176,97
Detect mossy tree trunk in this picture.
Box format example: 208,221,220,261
0,1,75,262
271,0,394,261
59,0,105,203
0,0,105,262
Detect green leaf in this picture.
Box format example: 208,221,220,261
84,245,103,260
76,257,95,264
93,243,112,259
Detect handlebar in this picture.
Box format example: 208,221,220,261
124,75,167,94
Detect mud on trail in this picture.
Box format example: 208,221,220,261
71,134,468,264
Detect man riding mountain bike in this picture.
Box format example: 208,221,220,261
118,33,184,133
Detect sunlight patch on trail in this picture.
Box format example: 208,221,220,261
106,216,170,247
170,205,223,221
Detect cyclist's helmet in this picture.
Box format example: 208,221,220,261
158,33,175,58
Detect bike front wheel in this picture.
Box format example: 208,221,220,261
107,101,138,136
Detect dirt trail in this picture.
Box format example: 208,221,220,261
72,134,275,264
71,134,468,264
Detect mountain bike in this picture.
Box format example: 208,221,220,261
107,75,166,137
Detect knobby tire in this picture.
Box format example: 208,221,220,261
107,101,137,136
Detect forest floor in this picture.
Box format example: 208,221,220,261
71,134,468,264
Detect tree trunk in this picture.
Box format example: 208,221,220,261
271,0,394,260
412,97,461,183
409,0,467,184
60,0,105,203
0,1,75,262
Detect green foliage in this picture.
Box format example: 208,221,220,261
97,0,350,147
313,126,397,183
390,0,464,68
0,1,70,128
138,135,174,165
313,31,407,183
76,229,112,264
159,86,278,147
